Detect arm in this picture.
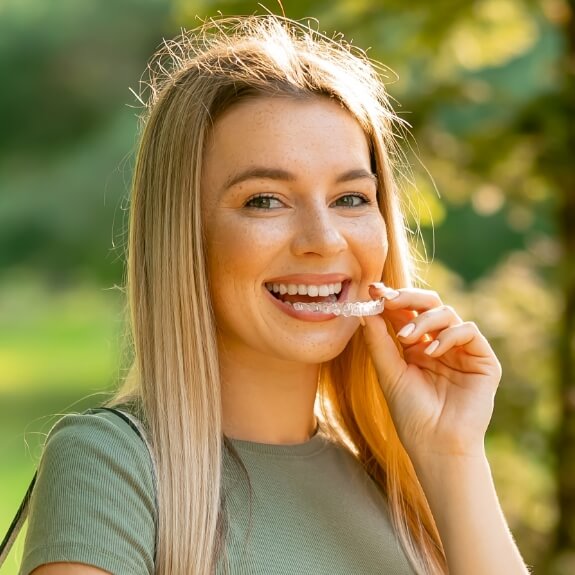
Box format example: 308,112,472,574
32,564,111,575
412,452,528,575
362,284,530,575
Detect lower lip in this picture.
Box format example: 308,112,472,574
264,282,351,322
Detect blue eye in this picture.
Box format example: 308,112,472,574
333,194,370,208
244,195,284,209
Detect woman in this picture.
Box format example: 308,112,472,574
16,15,529,575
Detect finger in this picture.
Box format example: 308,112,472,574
361,313,408,400
395,305,463,345
369,283,443,313
422,321,496,362
381,307,419,336
403,340,494,376
365,283,416,333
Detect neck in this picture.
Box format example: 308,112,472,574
219,348,320,445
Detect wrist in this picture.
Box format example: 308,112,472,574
409,439,487,469
410,449,529,575
410,447,490,494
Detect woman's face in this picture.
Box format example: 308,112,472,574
201,96,388,365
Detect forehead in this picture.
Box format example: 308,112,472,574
202,96,372,191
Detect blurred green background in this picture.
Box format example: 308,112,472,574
1,0,574,573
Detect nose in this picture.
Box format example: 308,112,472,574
290,202,348,257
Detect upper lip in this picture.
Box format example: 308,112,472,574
264,273,350,285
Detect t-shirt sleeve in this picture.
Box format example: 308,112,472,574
19,411,156,575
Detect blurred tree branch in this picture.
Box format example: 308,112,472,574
549,0,575,569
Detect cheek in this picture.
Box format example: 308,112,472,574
204,215,286,298
351,215,388,270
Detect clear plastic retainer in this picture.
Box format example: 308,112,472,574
292,299,384,317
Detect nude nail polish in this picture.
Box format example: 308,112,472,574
397,323,416,338
424,340,440,355
382,288,400,300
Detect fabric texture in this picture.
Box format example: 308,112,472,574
20,410,416,575
20,411,156,575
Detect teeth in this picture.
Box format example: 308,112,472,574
266,281,345,296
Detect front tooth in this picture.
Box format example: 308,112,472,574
287,284,298,295
297,284,308,295
328,283,335,295
273,283,280,293
308,285,319,297
279,284,288,295
334,282,342,294
318,285,330,297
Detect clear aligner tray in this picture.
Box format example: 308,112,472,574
292,299,384,317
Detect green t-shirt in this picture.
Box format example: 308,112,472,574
20,411,416,574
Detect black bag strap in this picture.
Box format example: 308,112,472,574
0,407,149,565
0,474,36,564
89,407,146,440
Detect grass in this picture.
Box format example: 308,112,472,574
0,276,124,574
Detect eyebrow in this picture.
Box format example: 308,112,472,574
223,167,377,190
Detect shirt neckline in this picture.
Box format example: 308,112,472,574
225,424,329,457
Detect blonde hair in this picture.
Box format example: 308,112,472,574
114,15,447,575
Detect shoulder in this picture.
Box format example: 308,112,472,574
21,409,156,575
42,408,151,467
38,409,155,496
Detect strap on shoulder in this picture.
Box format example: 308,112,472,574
91,406,145,441
0,406,154,567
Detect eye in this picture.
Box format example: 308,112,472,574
244,194,285,210
332,193,370,208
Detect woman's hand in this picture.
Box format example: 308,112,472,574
361,283,502,463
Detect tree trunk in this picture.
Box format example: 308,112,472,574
549,2,575,573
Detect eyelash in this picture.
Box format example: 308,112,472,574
243,192,372,210
243,194,284,210
333,193,372,208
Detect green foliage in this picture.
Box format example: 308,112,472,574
1,0,573,573
0,277,124,575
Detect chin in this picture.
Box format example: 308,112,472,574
277,330,358,365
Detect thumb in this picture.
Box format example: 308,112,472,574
362,313,407,402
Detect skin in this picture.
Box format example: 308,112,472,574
201,96,386,444
30,565,110,575
32,96,528,574
362,286,529,574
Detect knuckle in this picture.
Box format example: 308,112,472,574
430,290,441,304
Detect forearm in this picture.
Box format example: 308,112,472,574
413,450,530,575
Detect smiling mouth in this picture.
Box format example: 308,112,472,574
264,281,345,306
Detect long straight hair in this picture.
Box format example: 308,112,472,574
113,15,448,574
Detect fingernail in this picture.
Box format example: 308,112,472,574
424,340,440,355
359,316,366,327
369,282,400,300
382,288,400,300
397,323,416,338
